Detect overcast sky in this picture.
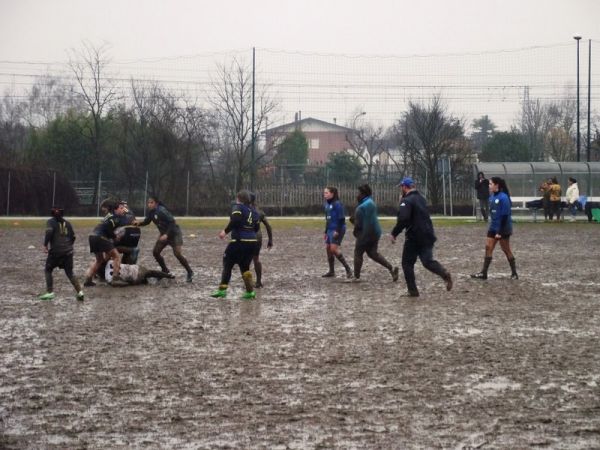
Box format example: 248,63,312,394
1,0,598,61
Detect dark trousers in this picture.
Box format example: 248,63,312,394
354,239,392,278
220,241,258,286
585,201,600,222
402,240,447,293
478,198,489,220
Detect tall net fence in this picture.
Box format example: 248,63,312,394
1,43,599,215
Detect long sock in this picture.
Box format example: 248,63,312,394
45,270,53,292
327,254,335,274
508,257,517,276
336,253,352,274
254,260,262,285
175,253,192,275
155,254,169,273
242,271,254,292
482,256,492,275
68,275,82,293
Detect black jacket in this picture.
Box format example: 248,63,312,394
44,217,75,256
474,178,490,200
391,190,437,246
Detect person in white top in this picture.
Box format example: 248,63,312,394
565,177,580,222
105,261,173,285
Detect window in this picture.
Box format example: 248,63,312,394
310,138,320,149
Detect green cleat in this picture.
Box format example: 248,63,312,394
76,291,85,301
210,289,227,298
242,291,256,300
39,292,55,300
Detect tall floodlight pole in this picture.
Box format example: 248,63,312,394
574,35,582,162
587,39,592,162
251,47,256,192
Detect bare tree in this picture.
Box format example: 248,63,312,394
68,41,118,206
391,97,466,208
24,75,84,127
210,58,277,191
345,111,387,183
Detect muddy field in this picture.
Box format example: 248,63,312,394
1,221,599,449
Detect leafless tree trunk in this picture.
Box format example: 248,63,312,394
210,57,277,192
345,111,387,183
391,97,466,208
68,41,117,207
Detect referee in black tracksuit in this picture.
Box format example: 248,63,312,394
390,177,452,297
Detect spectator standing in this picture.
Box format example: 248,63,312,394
474,172,490,221
565,177,580,222
539,179,552,221
548,177,562,221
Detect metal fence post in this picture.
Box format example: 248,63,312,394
143,171,148,217
96,171,102,217
186,170,190,216
52,171,56,206
6,171,10,216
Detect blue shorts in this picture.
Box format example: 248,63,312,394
325,229,345,245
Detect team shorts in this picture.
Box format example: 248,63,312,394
89,235,115,253
487,230,511,239
325,228,345,245
45,253,74,273
165,225,184,247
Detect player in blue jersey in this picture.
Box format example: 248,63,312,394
322,186,352,278
211,190,260,299
471,176,518,280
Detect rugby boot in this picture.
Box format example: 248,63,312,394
402,289,420,297
443,271,453,291
508,257,518,279
254,261,263,288
335,254,353,278
210,289,227,298
323,255,335,277
83,278,96,287
76,291,85,301
186,271,194,283
39,292,55,300
242,291,256,300
391,266,399,282
471,257,492,280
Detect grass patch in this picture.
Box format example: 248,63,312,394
0,216,481,231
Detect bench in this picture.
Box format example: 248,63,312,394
511,196,599,222
510,197,551,222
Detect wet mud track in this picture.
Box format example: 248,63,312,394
1,223,599,448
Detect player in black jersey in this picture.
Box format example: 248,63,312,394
38,207,84,301
84,199,126,286
211,190,260,299
250,193,273,288
135,195,194,282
